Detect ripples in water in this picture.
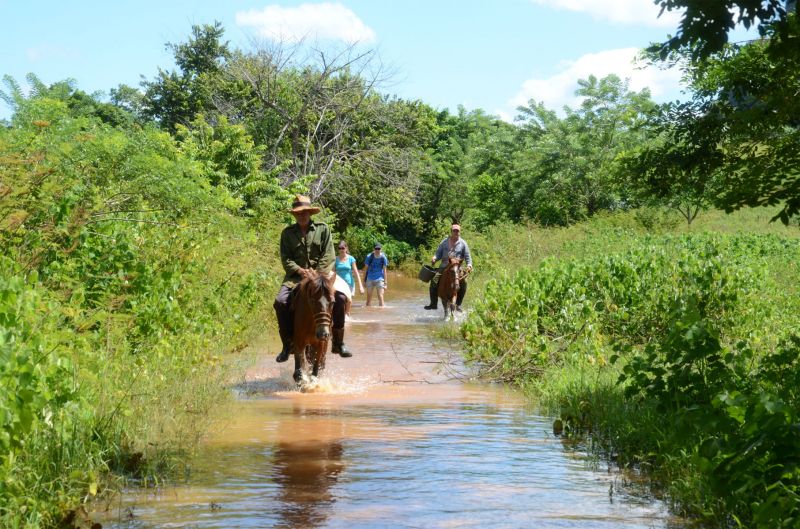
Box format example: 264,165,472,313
101,274,685,529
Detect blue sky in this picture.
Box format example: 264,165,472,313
1,1,715,122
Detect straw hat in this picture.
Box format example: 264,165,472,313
289,194,321,214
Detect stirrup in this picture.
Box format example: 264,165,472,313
424,304,437,310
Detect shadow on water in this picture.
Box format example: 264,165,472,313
99,273,688,529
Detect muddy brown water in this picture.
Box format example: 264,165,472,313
103,273,685,529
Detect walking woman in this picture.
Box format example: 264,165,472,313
335,240,364,297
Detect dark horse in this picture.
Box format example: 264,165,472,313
437,257,462,320
291,270,337,388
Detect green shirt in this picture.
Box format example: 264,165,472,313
279,221,335,287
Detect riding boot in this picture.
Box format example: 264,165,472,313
274,296,294,363
455,280,467,311
424,286,438,310
331,328,352,358
275,328,293,363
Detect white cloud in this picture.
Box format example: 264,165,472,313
505,47,683,116
529,0,682,27
235,2,376,43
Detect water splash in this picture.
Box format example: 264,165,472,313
102,274,684,529
279,371,377,396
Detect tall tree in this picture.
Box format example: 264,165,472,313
645,3,800,222
416,107,515,232
620,103,724,225
321,96,438,235
652,0,793,60
141,22,230,132
512,74,656,225
1,74,136,127
221,41,389,198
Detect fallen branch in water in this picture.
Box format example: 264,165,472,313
380,378,436,384
390,342,433,384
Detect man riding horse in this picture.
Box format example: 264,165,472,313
424,223,473,311
274,194,353,363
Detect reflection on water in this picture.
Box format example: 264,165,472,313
273,439,344,529
102,274,685,529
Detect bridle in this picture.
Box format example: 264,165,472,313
299,275,334,328
445,260,461,293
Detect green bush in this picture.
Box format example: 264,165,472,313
0,95,280,526
463,230,800,526
461,233,786,381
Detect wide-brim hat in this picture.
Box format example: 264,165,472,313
289,194,321,214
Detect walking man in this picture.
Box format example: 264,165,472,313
363,243,389,307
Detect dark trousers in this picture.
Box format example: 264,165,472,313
274,285,347,345
428,275,467,307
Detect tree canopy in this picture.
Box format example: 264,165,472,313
636,2,800,223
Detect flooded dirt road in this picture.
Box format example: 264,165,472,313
105,273,683,529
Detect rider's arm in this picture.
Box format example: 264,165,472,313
280,227,302,276
432,239,446,265
317,224,335,273
462,240,473,270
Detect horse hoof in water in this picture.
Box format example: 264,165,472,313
293,368,307,385
299,375,320,392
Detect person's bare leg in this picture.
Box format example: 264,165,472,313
377,287,385,307
365,285,373,307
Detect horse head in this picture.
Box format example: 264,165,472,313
295,270,335,341
438,257,462,319
445,257,461,292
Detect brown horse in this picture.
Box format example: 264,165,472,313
291,270,336,388
437,257,462,320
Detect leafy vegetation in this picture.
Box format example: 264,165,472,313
0,90,281,527
632,3,800,223
2,5,800,526
461,217,800,527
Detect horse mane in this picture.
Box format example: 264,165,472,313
444,257,462,271
292,270,335,310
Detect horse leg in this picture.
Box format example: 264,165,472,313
447,294,457,320
294,344,311,387
309,344,319,377
292,345,303,384
312,341,328,378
